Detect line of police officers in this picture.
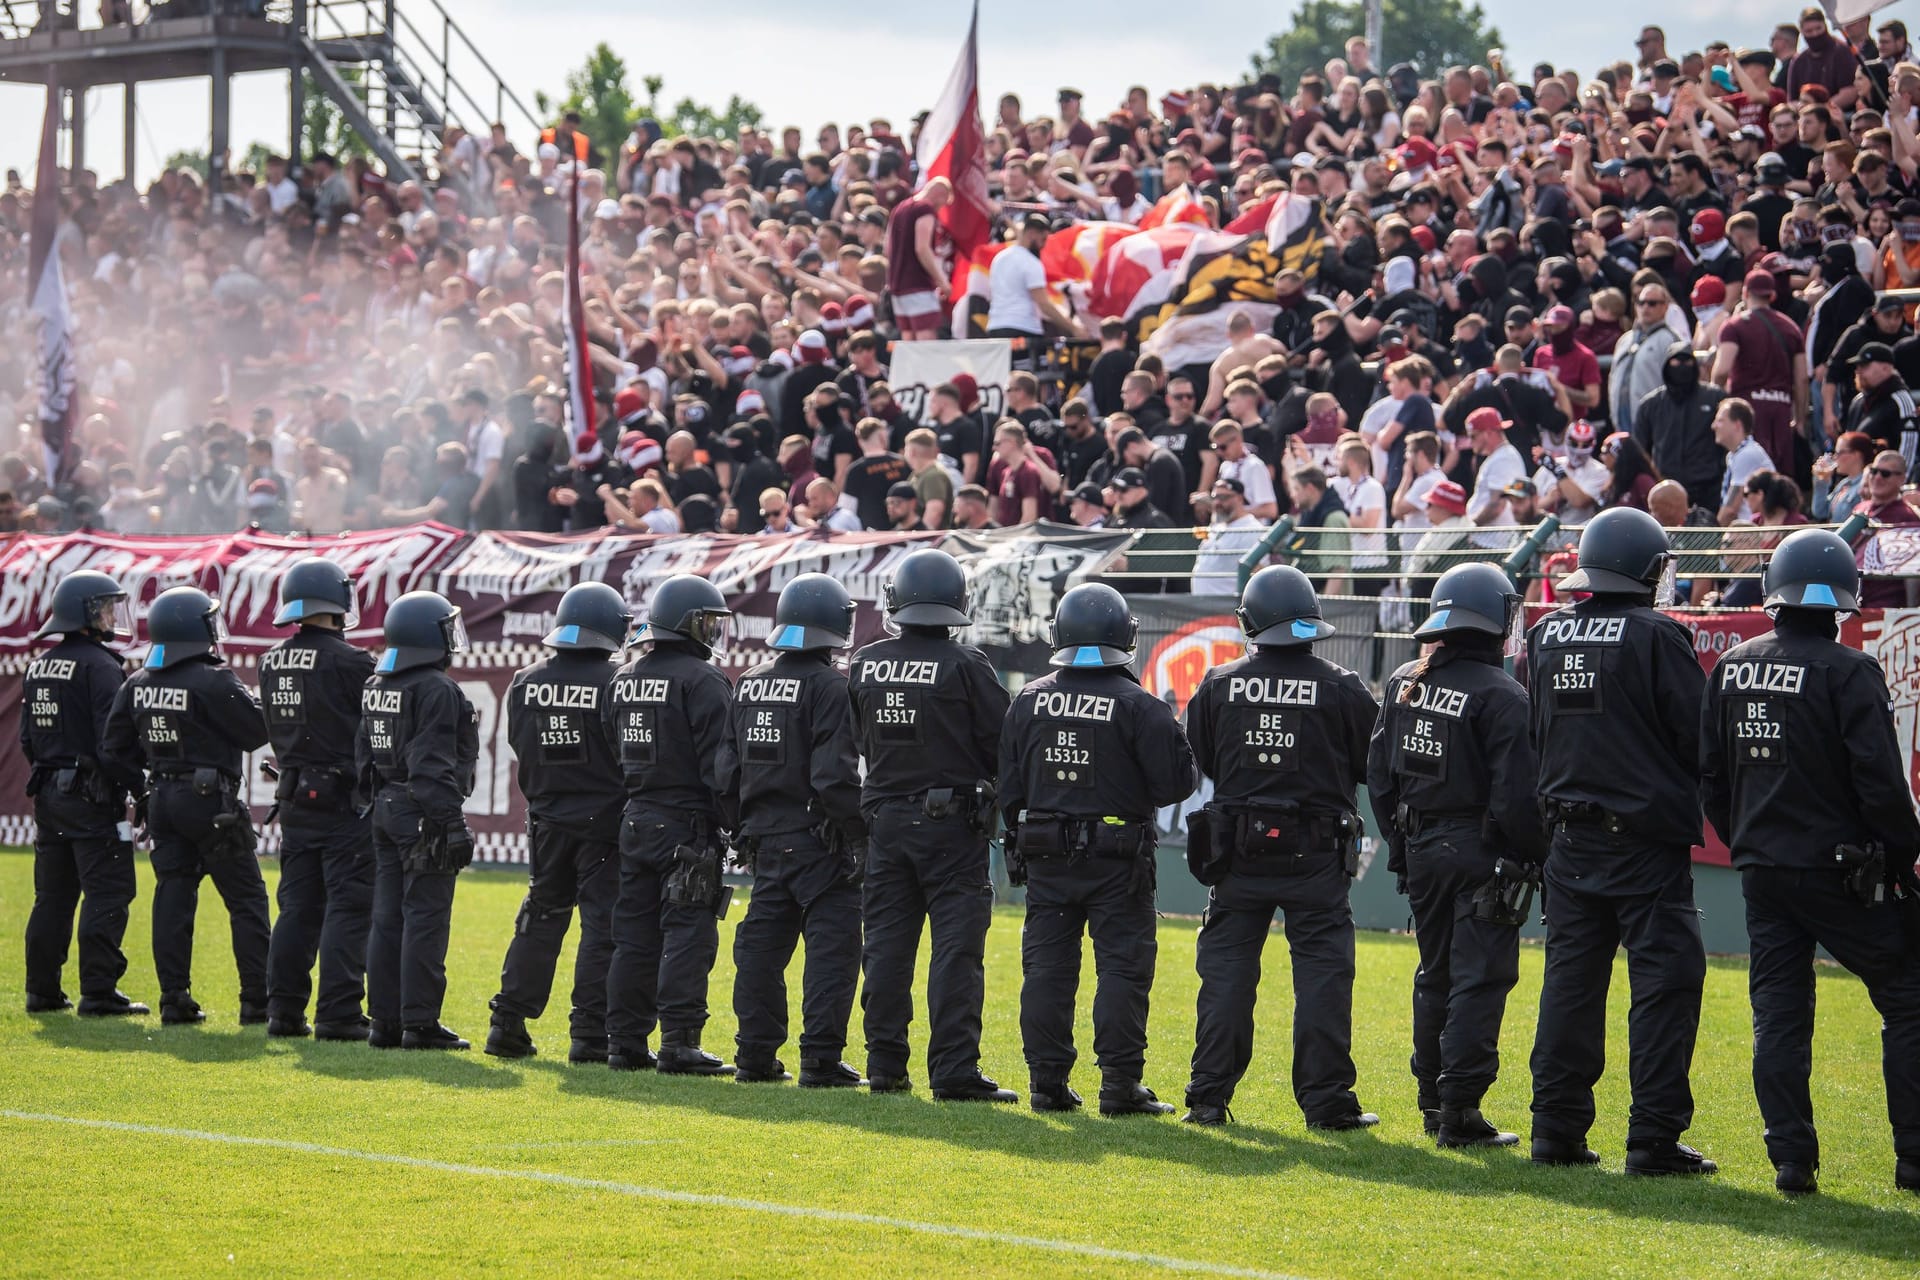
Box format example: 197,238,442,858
18,520,1920,1193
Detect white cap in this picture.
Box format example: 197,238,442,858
595,198,622,220
537,142,561,161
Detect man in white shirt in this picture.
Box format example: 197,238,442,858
1531,419,1610,527
1390,430,1446,534
987,214,1081,348
1190,477,1268,594
1330,439,1389,592
1714,397,1774,525
262,154,299,215
1208,420,1279,520
459,388,506,524
1464,406,1527,549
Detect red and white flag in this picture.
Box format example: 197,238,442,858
28,82,75,483
1088,223,1202,319
563,160,597,454
914,1,991,297
1138,184,1213,231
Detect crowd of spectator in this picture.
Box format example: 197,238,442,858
6,8,1920,604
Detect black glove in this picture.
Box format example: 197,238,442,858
443,819,475,871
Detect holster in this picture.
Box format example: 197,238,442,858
733,832,761,875
1014,812,1073,861
815,818,865,887
1835,842,1890,908
1470,858,1540,926
1546,799,1629,837
282,766,353,812
1185,806,1229,886
666,838,730,918
210,807,259,862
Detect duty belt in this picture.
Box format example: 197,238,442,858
1546,800,1629,836
1394,804,1482,840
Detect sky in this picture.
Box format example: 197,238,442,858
0,0,1896,184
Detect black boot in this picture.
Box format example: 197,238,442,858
1306,1109,1380,1132
1896,1158,1920,1192
1437,1107,1519,1149
1099,1079,1174,1117
26,991,72,1014
76,990,149,1017
607,1044,657,1071
657,1041,734,1076
239,996,270,1026
401,1022,470,1051
568,1038,609,1065
159,992,205,1025
866,1072,913,1093
1029,1079,1083,1113
314,1015,371,1042
734,1057,792,1083
367,1018,404,1049
1774,1163,1819,1196
798,1058,866,1089
1625,1142,1717,1177
1530,1135,1601,1166
484,1014,537,1060
931,1073,1016,1103
267,1015,312,1038
1181,1102,1231,1126
1419,1091,1442,1137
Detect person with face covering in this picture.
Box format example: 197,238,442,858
1630,348,1729,512
1461,254,1529,333
1304,314,1375,427
1805,242,1877,434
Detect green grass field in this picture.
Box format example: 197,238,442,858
1,849,1917,1279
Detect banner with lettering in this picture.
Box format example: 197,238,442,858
884,338,1014,426
0,522,1127,860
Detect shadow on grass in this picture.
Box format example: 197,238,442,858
524,1054,1918,1261
26,1014,523,1088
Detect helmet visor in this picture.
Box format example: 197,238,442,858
444,611,470,655
90,594,134,641
1653,556,1678,609
1504,593,1527,661
688,609,730,650
208,599,229,643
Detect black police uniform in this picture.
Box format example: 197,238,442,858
847,629,1010,1089
719,652,867,1075
1702,613,1920,1177
1184,645,1378,1123
356,665,480,1031
1370,648,1547,1118
22,637,137,1007
493,649,622,1047
999,667,1196,1093
261,627,376,1028
102,656,273,1009
603,644,735,1063
1526,598,1709,1155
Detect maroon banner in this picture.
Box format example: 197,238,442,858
0,523,1129,861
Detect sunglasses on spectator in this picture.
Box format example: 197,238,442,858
1636,296,1665,307
1870,467,1904,479
1169,391,1195,400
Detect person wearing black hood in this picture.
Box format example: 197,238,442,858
1806,242,1877,432
1841,343,1920,469
1631,347,1728,512
1304,310,1374,428
723,424,785,533
1270,269,1336,356
1835,297,1914,403
1462,254,1530,334
1536,256,1590,320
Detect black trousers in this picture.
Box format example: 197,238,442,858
1743,865,1920,1167
1405,822,1520,1109
25,790,136,1000
366,789,458,1027
267,804,374,1023
147,781,270,1000
491,816,617,1040
732,831,861,1066
1187,851,1359,1119
1021,854,1156,1084
1529,847,1705,1148
607,807,722,1053
860,798,993,1086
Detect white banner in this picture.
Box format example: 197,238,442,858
888,338,1014,425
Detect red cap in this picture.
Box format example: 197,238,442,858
1466,406,1509,434
1743,267,1777,297
1396,137,1438,171
1543,303,1576,327
1409,225,1437,253
950,372,981,412
1689,208,1726,244
1426,479,1468,515
614,387,645,419
1690,275,1727,308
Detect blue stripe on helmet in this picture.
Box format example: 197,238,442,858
1290,619,1319,638
377,648,399,674
144,644,165,669
771,624,806,650
1071,645,1105,667
285,600,305,619
1425,610,1450,631
1801,583,1838,607
554,625,580,645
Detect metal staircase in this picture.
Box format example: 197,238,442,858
281,0,542,181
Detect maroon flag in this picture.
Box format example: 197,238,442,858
563,159,596,452
28,82,75,482
913,1,990,298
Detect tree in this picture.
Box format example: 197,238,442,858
1250,0,1501,83
301,69,372,163
665,93,764,141
534,42,637,162
161,149,208,178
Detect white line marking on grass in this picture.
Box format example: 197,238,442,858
1,1110,1306,1280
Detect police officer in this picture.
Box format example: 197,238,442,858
356,591,480,1050
22,571,146,1017
999,583,1197,1115
719,573,867,1087
261,558,377,1041
1701,529,1920,1196
1182,567,1379,1129
603,574,737,1074
1368,564,1547,1147
485,583,630,1064
102,587,272,1027
1525,507,1714,1174
848,549,1015,1100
